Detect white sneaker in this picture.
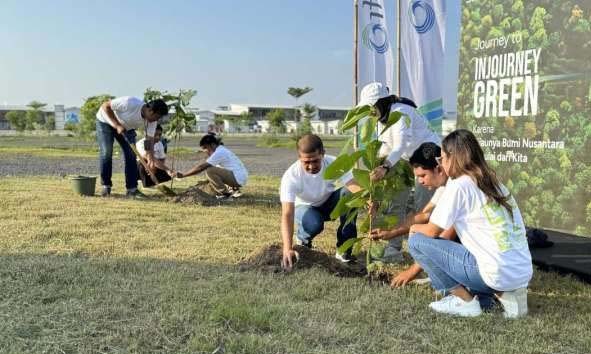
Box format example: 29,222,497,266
429,295,482,317
497,287,528,319
231,188,243,198
335,252,354,263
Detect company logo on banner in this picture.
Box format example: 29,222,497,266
409,1,436,34
357,0,394,93
362,23,390,54
400,0,446,133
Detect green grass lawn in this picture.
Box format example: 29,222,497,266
0,134,196,159
0,176,590,353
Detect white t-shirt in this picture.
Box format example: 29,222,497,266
96,96,157,137
136,138,166,160
280,155,353,207
206,145,248,186
429,186,445,206
430,175,533,291
378,103,441,165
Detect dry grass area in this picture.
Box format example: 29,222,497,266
0,175,590,354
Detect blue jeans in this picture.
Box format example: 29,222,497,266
294,188,357,250
408,233,496,309
96,120,138,190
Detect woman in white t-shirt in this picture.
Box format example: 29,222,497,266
408,129,533,318
173,133,248,199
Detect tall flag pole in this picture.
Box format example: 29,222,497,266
397,0,401,94
353,0,359,150
400,0,447,133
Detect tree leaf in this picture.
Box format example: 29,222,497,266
329,193,354,220
352,169,371,190
369,241,386,259
341,105,371,131
352,239,364,256
363,140,383,170
359,214,371,233
343,209,358,227
339,137,353,156
360,117,377,144
379,111,402,136
323,154,354,180
346,196,366,208
337,237,363,255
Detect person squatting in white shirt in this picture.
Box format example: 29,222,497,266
279,134,365,271
172,133,248,199
408,129,533,318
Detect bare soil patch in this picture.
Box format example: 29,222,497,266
238,243,367,277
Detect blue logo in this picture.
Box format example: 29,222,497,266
362,23,389,54
409,0,435,34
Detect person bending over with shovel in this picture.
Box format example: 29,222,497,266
280,134,365,271
96,96,168,198
172,133,248,199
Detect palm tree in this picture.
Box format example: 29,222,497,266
287,87,313,121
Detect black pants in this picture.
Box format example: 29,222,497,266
138,162,171,187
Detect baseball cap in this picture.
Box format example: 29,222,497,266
357,82,389,107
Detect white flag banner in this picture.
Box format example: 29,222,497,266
358,0,395,96
400,0,446,132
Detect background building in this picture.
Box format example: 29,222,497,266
0,104,65,130
194,104,348,135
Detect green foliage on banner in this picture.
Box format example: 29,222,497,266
457,1,591,236
325,103,413,271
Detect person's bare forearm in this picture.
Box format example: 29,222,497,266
150,158,171,172
281,203,295,252
281,213,294,252
410,222,443,237
406,262,423,276
181,162,210,177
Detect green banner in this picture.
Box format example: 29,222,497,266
457,1,591,236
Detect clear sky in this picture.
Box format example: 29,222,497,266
0,0,460,110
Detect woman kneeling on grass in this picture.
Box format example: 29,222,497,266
408,129,532,318
173,133,248,199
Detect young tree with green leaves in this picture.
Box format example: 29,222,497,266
287,86,313,121
5,111,27,132
80,95,114,137
323,104,413,271
266,108,286,134
298,103,316,136
25,100,47,131
143,88,197,189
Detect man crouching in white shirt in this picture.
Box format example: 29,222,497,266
280,134,364,271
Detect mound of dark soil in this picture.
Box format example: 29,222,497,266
238,243,367,277
173,184,217,206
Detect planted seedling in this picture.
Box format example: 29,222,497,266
324,105,413,276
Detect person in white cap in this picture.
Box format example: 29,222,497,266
356,82,441,263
